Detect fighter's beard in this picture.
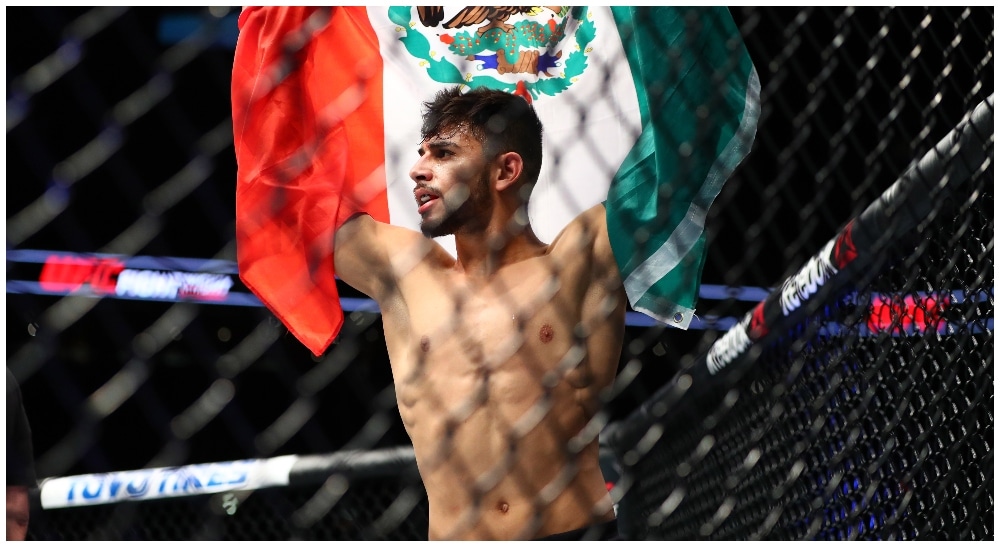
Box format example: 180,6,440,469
420,172,492,238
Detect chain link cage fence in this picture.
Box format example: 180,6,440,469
6,6,993,541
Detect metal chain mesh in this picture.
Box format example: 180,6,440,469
6,6,993,541
613,163,992,540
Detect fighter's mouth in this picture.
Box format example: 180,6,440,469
414,187,440,214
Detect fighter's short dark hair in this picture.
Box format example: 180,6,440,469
420,86,544,186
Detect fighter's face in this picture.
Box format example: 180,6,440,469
410,128,493,238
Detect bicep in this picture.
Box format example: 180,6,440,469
578,203,626,335
334,213,391,299
336,215,443,302
551,203,622,285
578,205,626,393
579,203,622,286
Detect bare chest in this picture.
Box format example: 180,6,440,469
381,260,591,407
401,266,573,360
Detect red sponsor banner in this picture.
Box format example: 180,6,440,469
37,254,233,301
39,256,125,294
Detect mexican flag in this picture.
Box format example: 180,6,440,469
233,6,759,356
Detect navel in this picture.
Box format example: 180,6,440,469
539,324,554,343
497,501,510,514
420,335,431,352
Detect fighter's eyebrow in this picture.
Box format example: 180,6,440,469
418,139,458,156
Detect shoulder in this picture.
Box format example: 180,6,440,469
547,203,608,255
337,214,454,277
548,203,623,290
338,213,434,256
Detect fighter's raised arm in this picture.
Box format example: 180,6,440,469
547,202,624,299
333,213,442,302
332,214,391,300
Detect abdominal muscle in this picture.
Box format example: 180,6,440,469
390,333,615,540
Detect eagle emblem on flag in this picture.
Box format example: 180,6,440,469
388,6,594,101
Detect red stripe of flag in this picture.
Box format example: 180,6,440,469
233,7,389,356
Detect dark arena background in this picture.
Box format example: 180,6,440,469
6,6,993,541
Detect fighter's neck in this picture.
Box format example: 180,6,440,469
452,224,546,278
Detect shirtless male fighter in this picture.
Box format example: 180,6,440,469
333,86,625,540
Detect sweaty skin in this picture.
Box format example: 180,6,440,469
7,486,30,541
334,129,625,540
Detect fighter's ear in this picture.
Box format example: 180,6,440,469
494,151,523,192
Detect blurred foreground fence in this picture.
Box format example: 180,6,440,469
7,6,993,541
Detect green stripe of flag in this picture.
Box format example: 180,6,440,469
606,6,760,328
